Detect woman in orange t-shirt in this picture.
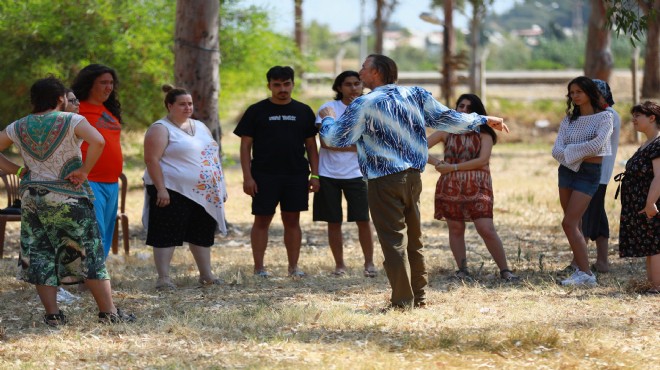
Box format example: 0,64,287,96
72,64,123,258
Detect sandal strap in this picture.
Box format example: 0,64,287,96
43,310,68,327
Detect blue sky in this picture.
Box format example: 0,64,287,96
240,0,518,34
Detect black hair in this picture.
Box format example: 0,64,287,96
367,54,398,84
332,71,360,101
266,66,295,83
30,76,66,113
631,101,660,128
565,76,602,122
71,64,122,122
161,84,191,111
455,93,497,144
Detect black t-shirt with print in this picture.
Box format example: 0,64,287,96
234,98,317,175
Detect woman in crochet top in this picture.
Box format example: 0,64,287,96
552,76,613,287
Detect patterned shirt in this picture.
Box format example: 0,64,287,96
552,110,613,172
319,84,486,179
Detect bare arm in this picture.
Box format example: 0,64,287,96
65,119,105,187
436,133,493,175
305,136,320,193
239,136,257,196
143,124,170,207
641,157,660,218
0,131,22,175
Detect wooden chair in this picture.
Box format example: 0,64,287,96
111,172,130,254
0,170,21,258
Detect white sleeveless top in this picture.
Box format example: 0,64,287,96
143,118,227,235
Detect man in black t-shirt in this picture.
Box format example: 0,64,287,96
234,66,319,278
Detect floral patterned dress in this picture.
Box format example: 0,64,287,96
618,137,660,257
434,132,494,221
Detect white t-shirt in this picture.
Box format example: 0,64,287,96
315,100,362,179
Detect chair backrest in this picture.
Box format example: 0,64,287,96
118,172,127,213
0,170,20,208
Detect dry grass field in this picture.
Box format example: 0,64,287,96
0,130,658,369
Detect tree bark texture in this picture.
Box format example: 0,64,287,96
294,0,304,53
174,0,221,144
584,0,613,80
640,0,660,98
442,0,455,105
375,0,384,54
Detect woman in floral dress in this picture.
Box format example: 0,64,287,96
427,94,518,282
618,101,660,294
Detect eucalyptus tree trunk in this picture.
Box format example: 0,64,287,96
584,0,612,80
442,0,455,105
375,0,385,54
639,0,660,98
294,0,304,52
174,0,221,146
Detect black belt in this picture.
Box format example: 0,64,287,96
613,172,625,200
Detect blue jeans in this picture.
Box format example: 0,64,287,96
89,181,119,258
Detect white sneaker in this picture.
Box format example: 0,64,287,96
56,287,81,303
561,270,597,287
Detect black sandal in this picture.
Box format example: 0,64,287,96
43,310,68,327
500,269,520,282
453,268,473,281
98,308,137,324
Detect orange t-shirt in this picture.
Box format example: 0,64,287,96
79,101,123,182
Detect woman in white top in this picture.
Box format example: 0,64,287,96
552,76,613,286
143,85,227,290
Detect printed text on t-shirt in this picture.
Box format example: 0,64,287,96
269,115,297,121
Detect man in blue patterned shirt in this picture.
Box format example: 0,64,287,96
318,54,507,310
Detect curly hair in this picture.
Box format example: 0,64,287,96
30,76,66,113
71,64,122,122
565,76,602,122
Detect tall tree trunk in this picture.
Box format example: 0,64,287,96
174,0,221,146
294,0,303,52
442,0,455,105
584,0,612,80
640,0,660,98
375,0,384,54
468,0,480,93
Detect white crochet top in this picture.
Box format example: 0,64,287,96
552,110,613,172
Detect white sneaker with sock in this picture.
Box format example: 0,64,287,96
560,270,597,286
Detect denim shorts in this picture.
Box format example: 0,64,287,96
558,163,601,196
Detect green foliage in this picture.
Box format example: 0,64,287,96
0,0,306,128
305,21,343,59
389,46,439,71
0,0,175,128
529,37,584,69
218,3,305,120
485,36,531,70
604,0,656,46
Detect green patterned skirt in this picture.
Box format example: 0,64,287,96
17,188,110,286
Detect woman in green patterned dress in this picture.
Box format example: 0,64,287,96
0,77,135,326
